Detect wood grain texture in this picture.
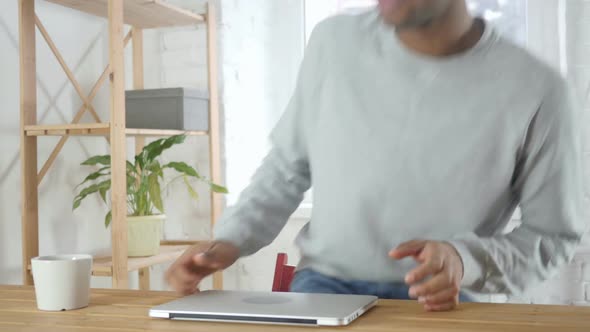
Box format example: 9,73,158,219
108,0,128,289
132,27,148,291
205,2,224,291
206,2,222,232
132,29,146,261
25,125,207,137
139,268,150,291
126,129,207,137
1,286,589,332
160,240,202,246
44,0,204,28
19,0,39,286
132,27,144,90
26,244,197,277
93,244,191,276
25,123,110,131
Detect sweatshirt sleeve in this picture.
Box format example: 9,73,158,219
449,76,589,294
213,21,330,256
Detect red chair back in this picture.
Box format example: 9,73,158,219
272,253,296,292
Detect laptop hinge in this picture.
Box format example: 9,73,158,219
170,313,318,325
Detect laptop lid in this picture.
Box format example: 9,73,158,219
150,290,378,326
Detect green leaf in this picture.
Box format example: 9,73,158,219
99,187,107,203
148,173,164,213
126,161,137,174
72,198,82,210
164,161,200,178
163,134,186,146
73,179,111,210
210,183,228,194
104,211,112,228
134,153,146,171
143,138,166,153
81,155,111,166
142,138,166,164
76,166,110,189
126,174,136,190
78,179,111,197
183,176,199,200
144,135,186,163
135,174,150,215
138,176,149,195
147,160,164,179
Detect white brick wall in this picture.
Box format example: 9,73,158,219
160,25,209,88
160,26,208,88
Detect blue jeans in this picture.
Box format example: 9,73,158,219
290,269,473,302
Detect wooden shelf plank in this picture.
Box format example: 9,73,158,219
125,128,207,137
24,124,208,137
44,0,204,29
24,123,110,136
160,240,202,246
27,243,198,277
93,244,194,276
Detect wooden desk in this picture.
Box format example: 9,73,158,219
1,285,588,332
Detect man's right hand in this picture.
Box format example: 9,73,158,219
165,241,240,295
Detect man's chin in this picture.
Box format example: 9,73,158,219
380,13,435,31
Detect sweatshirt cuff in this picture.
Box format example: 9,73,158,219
447,239,484,289
213,222,250,257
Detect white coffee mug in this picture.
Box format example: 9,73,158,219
31,254,93,311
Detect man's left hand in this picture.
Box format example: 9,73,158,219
389,240,464,312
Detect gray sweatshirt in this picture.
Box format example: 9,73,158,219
214,10,588,294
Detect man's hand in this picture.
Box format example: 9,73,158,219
389,240,464,312
165,241,240,295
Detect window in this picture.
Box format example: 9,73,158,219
467,0,527,46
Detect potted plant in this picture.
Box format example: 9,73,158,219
72,135,227,257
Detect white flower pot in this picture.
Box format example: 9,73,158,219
127,215,165,257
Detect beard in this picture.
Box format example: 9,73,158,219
393,7,440,31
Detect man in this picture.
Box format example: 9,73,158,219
167,0,587,311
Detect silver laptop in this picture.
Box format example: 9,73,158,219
150,290,378,326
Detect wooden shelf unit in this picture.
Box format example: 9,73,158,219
19,0,224,291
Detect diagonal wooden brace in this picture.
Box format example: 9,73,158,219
35,15,104,124
37,31,133,185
